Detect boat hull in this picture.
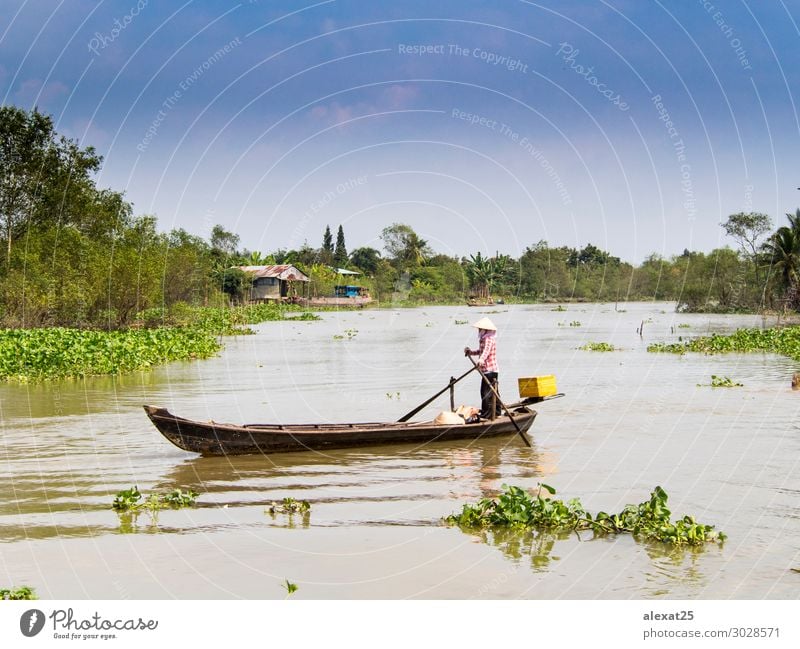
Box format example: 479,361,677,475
143,405,536,456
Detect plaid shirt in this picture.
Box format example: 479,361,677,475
473,330,498,373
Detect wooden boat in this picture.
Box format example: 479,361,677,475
143,405,537,456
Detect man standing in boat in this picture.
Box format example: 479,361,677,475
464,317,501,419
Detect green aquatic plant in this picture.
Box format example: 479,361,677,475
0,327,221,382
112,486,198,527
282,580,298,597
569,320,582,327
112,486,142,511
698,375,743,388
454,319,468,324
551,305,567,312
333,328,358,340
648,325,800,362
579,342,616,352
163,488,200,508
0,304,321,382
445,484,725,547
112,486,198,512
285,312,321,321
267,498,311,515
0,585,38,600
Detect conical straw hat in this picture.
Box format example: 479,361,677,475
434,411,465,425
472,317,496,330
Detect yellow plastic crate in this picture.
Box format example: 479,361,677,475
518,375,557,398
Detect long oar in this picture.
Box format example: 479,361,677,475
397,366,477,422
467,356,531,448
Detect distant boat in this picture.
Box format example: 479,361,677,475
143,405,536,456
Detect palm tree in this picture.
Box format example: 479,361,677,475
786,208,800,232
465,252,512,300
403,232,429,266
246,250,265,266
763,225,800,310
466,253,491,299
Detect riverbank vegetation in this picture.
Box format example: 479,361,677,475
445,484,725,547
1,105,798,332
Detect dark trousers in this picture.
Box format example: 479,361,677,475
480,372,500,418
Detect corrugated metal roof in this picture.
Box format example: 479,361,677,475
236,265,310,282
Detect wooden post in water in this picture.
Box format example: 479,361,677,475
449,376,455,411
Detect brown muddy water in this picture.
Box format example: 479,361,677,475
1,303,798,599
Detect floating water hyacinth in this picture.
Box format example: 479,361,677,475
648,326,800,361
445,484,725,547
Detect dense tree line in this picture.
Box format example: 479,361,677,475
1,106,798,329
200,215,800,314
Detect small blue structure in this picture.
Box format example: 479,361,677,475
335,285,366,298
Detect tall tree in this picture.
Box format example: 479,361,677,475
722,212,772,301
349,246,381,274
0,106,102,264
722,212,772,258
381,223,431,268
210,225,239,259
333,224,348,268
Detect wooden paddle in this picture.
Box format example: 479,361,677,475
466,355,531,448
397,366,478,422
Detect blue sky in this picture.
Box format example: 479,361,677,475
2,0,798,263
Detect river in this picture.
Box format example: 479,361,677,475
1,302,798,599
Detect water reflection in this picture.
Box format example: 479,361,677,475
457,522,723,584
640,539,719,596
462,527,572,572
157,436,548,523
